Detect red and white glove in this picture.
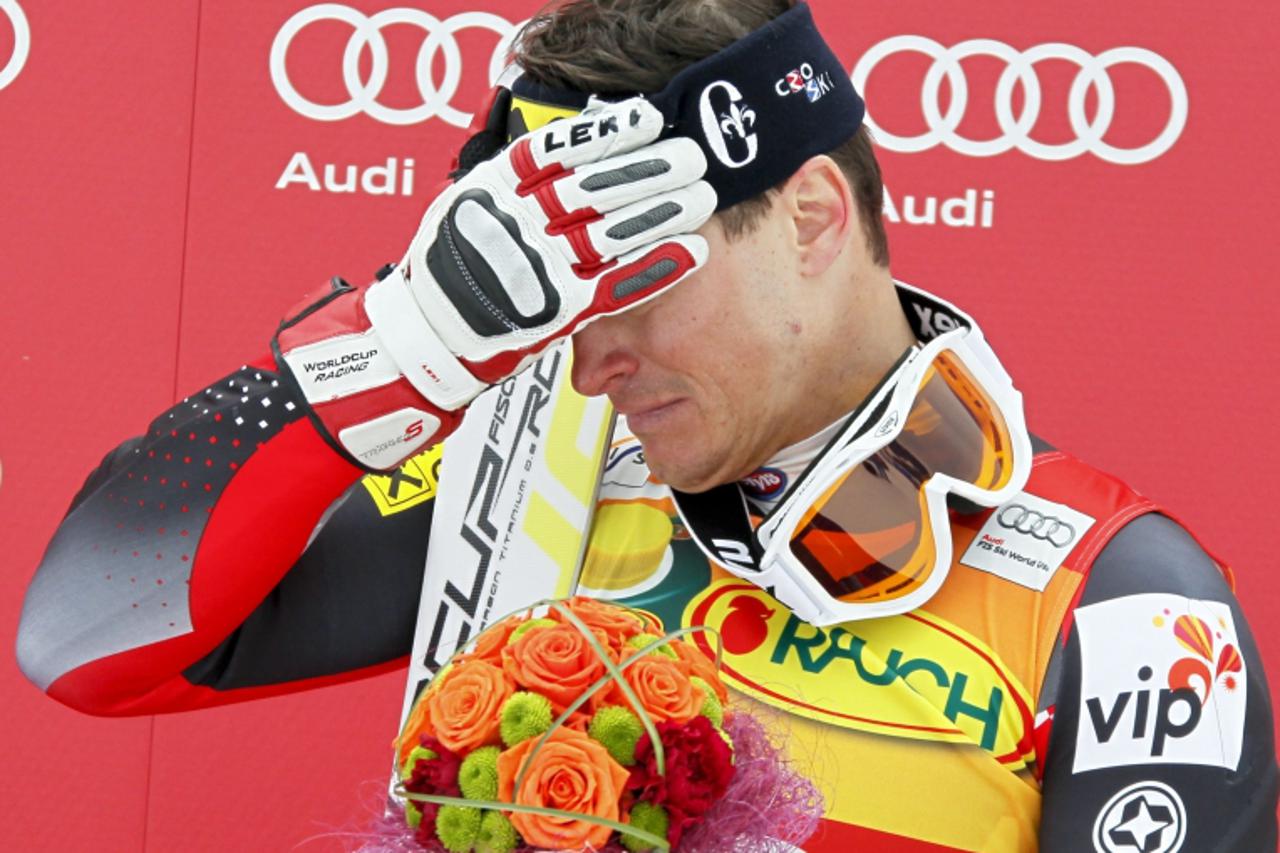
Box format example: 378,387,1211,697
274,97,714,471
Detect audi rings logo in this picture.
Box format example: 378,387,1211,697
270,4,519,127
851,36,1188,164
0,0,30,92
997,504,1077,548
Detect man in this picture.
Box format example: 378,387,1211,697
16,0,1277,850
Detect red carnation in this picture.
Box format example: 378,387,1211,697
411,802,442,850
629,716,735,846
404,735,462,798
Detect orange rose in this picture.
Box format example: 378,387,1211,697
426,660,514,753
395,690,436,770
550,596,647,654
497,727,631,851
618,654,703,724
674,639,728,704
502,623,612,714
458,617,524,666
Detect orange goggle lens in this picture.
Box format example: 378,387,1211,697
789,351,1015,604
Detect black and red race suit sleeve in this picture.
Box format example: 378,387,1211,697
15,357,434,715
1038,513,1278,851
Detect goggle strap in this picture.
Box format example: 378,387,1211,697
895,282,1016,389
670,483,765,575
671,485,831,625
897,283,971,337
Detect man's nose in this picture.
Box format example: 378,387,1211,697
571,314,638,398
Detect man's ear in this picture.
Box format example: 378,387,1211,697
783,155,855,277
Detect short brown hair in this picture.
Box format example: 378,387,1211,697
514,0,890,267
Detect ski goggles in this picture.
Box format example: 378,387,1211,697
672,288,1032,625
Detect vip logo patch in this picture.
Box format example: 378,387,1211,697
1092,781,1186,853
1073,593,1246,774
361,444,442,516
961,492,1095,590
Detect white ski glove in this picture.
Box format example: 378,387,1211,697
277,97,714,470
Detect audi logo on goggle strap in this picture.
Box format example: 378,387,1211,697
996,504,1077,548
269,5,519,127
851,36,1188,164
0,0,30,92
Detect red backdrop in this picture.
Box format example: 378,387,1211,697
2,1,1277,850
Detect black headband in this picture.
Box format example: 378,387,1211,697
504,3,865,210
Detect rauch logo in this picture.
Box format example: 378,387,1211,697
684,580,1036,766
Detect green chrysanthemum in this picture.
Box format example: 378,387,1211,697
622,801,669,852
474,810,518,853
500,691,554,747
627,632,677,659
459,746,501,800
690,676,724,728
399,745,438,781
588,705,645,766
508,617,557,644
436,804,482,853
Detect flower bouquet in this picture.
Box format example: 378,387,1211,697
376,596,821,852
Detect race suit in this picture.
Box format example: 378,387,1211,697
16,350,1278,852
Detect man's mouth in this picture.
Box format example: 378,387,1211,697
617,399,686,433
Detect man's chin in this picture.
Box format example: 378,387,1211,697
639,443,731,493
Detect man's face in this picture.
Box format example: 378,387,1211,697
571,210,810,492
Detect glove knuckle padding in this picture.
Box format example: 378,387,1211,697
575,233,709,331
587,181,717,257
558,138,708,214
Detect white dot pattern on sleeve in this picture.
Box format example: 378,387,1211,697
16,365,308,690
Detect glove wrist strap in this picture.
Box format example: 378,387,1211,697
365,267,489,410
